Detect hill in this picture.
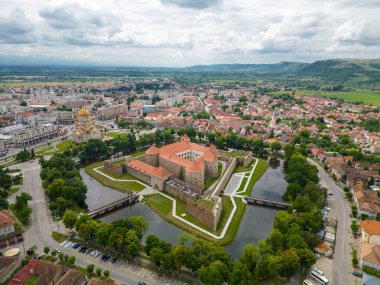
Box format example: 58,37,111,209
185,59,380,88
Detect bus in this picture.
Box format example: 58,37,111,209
303,280,314,285
310,270,329,285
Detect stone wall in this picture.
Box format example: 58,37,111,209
164,178,199,203
186,197,222,230
126,165,150,184
211,157,237,197
104,160,123,175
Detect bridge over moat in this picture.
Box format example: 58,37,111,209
87,193,139,218
243,196,292,209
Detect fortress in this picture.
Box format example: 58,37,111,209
126,134,219,191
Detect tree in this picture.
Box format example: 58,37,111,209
51,250,57,257
15,150,31,162
44,246,50,255
221,105,229,111
125,230,140,257
62,210,78,230
145,234,160,256
68,256,76,265
150,247,164,267
228,262,252,285
240,244,259,273
81,139,108,161
78,220,99,241
280,248,300,277
296,248,316,269
198,261,228,285
172,244,193,269
86,264,95,275
103,270,110,279
14,193,32,211
270,141,282,153
96,268,102,277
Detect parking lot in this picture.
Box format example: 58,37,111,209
60,240,119,264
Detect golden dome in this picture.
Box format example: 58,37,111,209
78,108,90,116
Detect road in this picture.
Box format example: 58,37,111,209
20,160,186,285
308,158,353,285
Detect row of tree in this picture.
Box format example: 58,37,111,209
40,153,87,216
63,210,148,257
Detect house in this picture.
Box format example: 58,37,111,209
56,269,86,285
360,243,380,285
0,210,15,237
361,220,380,245
9,259,65,285
0,256,22,283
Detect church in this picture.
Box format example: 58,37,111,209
72,108,103,143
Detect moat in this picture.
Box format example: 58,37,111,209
81,157,288,260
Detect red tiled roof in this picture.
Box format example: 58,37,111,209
146,145,160,155
182,134,190,142
151,166,172,179
361,220,380,235
0,210,15,229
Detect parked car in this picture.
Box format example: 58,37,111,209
111,257,118,264
352,271,363,278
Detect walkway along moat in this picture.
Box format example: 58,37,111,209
80,157,288,260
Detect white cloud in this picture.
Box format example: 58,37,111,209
0,0,379,66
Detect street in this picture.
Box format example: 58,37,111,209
19,160,186,285
308,158,354,285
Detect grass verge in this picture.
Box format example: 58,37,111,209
84,162,145,193
239,158,269,196
52,231,67,243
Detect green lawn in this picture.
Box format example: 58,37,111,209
236,177,248,192
8,187,20,197
105,132,126,138
239,158,269,196
130,151,145,157
84,162,145,193
55,140,75,152
272,90,380,106
52,231,67,243
35,146,54,155
35,140,75,155
234,159,256,173
143,193,246,245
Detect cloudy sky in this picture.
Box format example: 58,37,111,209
1,0,380,67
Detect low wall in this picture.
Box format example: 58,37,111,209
211,157,237,197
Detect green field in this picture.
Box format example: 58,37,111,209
36,140,75,155
84,162,145,193
1,81,110,87
104,132,130,138
272,90,380,106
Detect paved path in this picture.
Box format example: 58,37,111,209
308,158,354,285
18,160,187,285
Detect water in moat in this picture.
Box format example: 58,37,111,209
80,157,288,260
